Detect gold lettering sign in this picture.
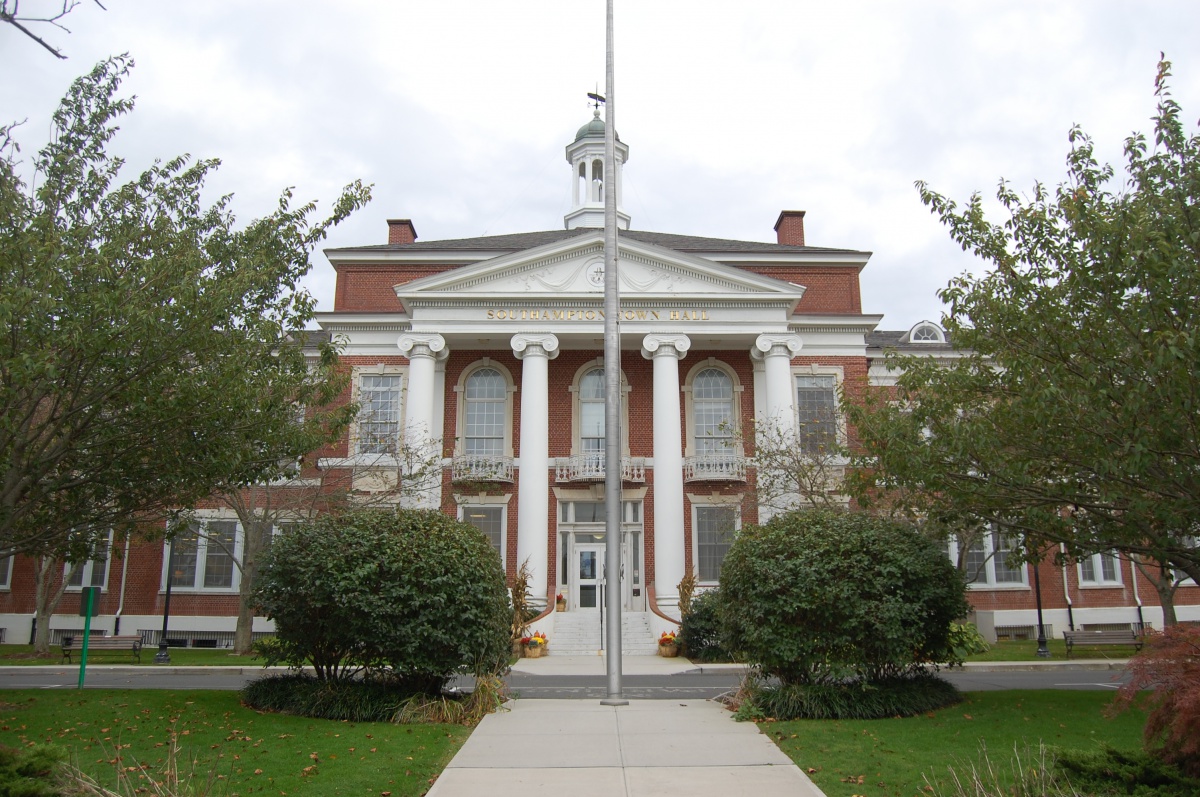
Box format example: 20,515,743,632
485,309,711,321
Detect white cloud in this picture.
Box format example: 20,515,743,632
3,0,1198,328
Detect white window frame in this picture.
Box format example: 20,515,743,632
792,364,845,457
949,530,1028,589
457,496,511,569
1078,551,1123,587
690,496,741,585
905,321,947,344
66,530,114,592
454,360,515,458
163,517,243,593
0,555,11,590
683,360,743,458
569,360,631,457
352,365,407,458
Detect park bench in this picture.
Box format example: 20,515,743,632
60,635,143,664
1062,629,1142,659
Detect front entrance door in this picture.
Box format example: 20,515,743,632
573,544,604,610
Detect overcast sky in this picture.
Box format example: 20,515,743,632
4,1,1199,329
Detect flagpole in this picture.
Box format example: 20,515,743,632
600,0,626,706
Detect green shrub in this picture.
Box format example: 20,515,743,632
948,621,990,664
679,589,733,662
242,673,408,722
735,671,961,721
720,509,969,685
0,744,66,797
253,508,511,691
1055,746,1200,797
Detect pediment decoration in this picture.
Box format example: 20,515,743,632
395,234,804,303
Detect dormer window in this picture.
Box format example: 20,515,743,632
907,321,946,344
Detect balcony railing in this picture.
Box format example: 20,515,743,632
555,454,646,483
451,454,514,483
683,453,748,483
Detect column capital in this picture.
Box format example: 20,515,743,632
510,333,560,360
752,333,802,360
641,333,691,360
397,333,448,361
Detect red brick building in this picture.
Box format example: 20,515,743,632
1,113,1194,651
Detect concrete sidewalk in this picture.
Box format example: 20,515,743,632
426,698,824,797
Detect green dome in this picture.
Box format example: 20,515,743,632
575,110,617,141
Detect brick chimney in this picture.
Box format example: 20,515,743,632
387,219,418,245
774,210,806,246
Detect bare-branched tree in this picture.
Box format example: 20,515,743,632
1,1,105,59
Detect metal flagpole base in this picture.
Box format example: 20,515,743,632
600,698,629,706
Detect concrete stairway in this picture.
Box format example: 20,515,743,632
549,611,660,656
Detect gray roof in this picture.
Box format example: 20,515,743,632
327,228,867,256
866,330,957,351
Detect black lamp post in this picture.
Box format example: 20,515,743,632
154,537,174,664
1032,550,1051,658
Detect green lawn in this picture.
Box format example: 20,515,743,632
0,689,467,796
964,639,1140,662
0,644,263,667
766,690,1145,797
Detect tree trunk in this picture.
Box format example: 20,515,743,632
32,557,78,657
1135,557,1179,627
233,519,269,655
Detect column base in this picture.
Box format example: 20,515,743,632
655,593,682,623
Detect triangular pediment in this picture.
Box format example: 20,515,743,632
394,231,805,304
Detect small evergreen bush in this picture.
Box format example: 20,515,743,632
720,509,969,685
735,671,961,721
1056,746,1200,797
253,508,511,692
0,744,65,797
242,673,409,722
679,589,733,662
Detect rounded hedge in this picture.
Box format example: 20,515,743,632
720,509,969,686
253,508,511,692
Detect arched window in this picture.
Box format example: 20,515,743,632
579,368,606,457
464,367,506,456
692,368,733,455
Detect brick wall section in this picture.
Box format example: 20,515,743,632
737,266,862,314
333,265,463,311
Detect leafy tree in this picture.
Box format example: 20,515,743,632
0,57,369,565
847,58,1200,587
719,509,968,686
252,507,511,693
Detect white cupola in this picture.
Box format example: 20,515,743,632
564,109,631,230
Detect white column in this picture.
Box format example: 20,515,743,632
512,333,559,610
398,333,448,508
753,334,802,437
642,334,690,618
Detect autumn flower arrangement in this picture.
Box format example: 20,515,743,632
659,631,678,646
523,631,548,648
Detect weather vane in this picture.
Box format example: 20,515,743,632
587,89,605,110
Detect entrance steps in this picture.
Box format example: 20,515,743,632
549,610,660,656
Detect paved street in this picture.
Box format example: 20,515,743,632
0,659,1130,695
